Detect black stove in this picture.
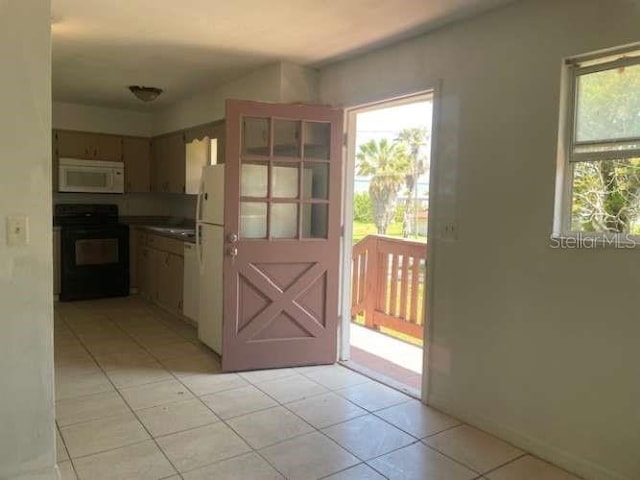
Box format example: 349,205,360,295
55,204,129,301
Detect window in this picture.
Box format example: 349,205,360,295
559,48,640,236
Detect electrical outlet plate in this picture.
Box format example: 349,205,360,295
441,221,458,241
6,216,29,246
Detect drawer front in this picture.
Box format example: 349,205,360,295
147,233,183,256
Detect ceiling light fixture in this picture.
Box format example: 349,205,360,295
128,85,163,102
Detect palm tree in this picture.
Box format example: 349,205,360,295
357,139,409,234
395,127,429,238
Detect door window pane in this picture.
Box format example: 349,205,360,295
274,120,301,157
575,63,640,142
241,163,268,198
271,203,298,238
272,163,299,198
243,117,270,155
304,122,331,160
303,163,329,200
302,203,328,238
240,202,267,239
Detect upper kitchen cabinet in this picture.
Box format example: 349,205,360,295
55,130,122,162
211,120,225,165
122,136,151,193
184,120,225,164
184,122,215,143
151,131,186,193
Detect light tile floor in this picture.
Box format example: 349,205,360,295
55,296,583,480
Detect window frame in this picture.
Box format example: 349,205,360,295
558,49,640,240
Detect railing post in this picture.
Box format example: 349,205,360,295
364,236,378,329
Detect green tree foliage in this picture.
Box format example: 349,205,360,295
357,139,409,234
572,63,640,233
353,192,373,222
576,64,640,142
395,127,429,237
572,159,640,232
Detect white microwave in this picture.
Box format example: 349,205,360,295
58,158,125,194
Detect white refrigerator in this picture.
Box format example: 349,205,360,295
196,165,225,355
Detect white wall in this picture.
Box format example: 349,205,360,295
279,62,320,104
152,62,320,134
0,1,57,479
53,101,153,136
53,193,196,219
320,1,640,480
153,63,284,135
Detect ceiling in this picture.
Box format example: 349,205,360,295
51,0,515,111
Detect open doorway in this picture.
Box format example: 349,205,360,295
341,93,433,398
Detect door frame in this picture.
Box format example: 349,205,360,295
338,86,442,401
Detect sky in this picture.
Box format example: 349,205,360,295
355,100,433,149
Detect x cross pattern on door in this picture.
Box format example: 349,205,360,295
235,261,327,342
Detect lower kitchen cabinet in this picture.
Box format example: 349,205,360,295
136,231,186,318
129,228,140,290
156,251,184,315
138,245,158,301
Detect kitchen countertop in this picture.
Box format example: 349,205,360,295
52,216,197,243
134,224,196,243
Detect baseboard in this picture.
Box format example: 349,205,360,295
5,464,60,480
427,393,630,480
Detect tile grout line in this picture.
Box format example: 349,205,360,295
473,452,528,478
58,303,185,477
102,301,283,478
316,461,392,480
258,377,484,479
369,407,464,442
61,300,405,476
58,299,528,480
100,300,291,478
166,350,424,477
419,438,487,476
99,304,241,478
55,421,79,478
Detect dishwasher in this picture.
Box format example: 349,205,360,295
182,242,199,323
